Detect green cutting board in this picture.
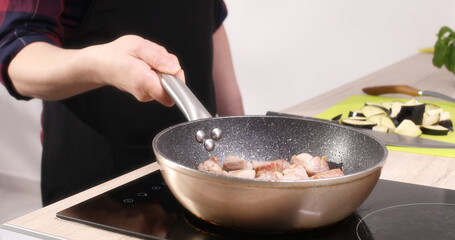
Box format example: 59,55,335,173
315,95,455,157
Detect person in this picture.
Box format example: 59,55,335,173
0,0,244,206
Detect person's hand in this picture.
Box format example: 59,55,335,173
85,35,185,106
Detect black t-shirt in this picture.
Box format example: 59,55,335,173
41,0,226,206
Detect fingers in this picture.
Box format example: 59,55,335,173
132,61,186,107
151,69,186,106
136,39,182,75
175,69,186,84
142,70,175,107
132,38,186,105
104,35,187,105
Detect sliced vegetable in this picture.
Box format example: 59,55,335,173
404,98,419,105
439,111,453,131
381,116,397,130
366,114,383,124
381,101,395,111
360,105,387,118
421,125,449,135
341,119,376,129
348,110,365,117
372,125,389,133
395,102,426,125
367,114,396,130
393,119,422,137
425,104,442,112
331,114,343,121
336,98,453,137
364,102,390,114
422,111,440,126
346,116,367,121
389,102,403,118
391,118,400,128
440,111,451,121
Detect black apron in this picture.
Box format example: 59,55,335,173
41,0,221,206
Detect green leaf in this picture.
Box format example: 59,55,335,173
433,26,455,73
437,26,453,38
447,44,455,74
433,38,449,68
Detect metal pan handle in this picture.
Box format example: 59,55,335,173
160,73,212,121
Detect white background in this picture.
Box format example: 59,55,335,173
1,0,454,190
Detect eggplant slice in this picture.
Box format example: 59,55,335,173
421,125,449,135
341,118,376,129
393,119,422,137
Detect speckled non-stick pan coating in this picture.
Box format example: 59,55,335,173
154,115,386,175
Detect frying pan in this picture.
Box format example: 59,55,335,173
152,74,388,232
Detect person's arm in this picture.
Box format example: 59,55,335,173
212,24,244,116
8,35,184,106
2,1,183,106
0,0,66,101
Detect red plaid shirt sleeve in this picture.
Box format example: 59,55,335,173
0,0,69,100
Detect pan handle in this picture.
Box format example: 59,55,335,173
160,73,212,121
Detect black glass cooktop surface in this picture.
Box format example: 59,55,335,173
57,171,455,240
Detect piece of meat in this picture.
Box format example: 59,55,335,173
208,170,229,176
279,164,309,180
252,160,268,169
254,159,290,172
222,155,253,171
291,154,330,176
310,168,344,179
198,153,338,180
197,156,222,172
227,170,256,179
290,153,313,165
256,170,282,180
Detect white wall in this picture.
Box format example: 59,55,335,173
224,0,455,114
0,88,41,186
0,0,454,191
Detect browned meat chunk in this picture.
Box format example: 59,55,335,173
227,170,256,179
198,152,342,180
310,168,344,179
197,156,222,172
291,154,330,176
279,164,309,180
208,170,229,176
256,170,283,180
253,159,290,172
222,155,253,171
290,153,313,165
252,160,268,169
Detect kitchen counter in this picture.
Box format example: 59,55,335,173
284,53,455,190
2,53,455,239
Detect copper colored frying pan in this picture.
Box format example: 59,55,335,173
152,74,387,232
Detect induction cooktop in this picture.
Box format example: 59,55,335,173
57,170,455,240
